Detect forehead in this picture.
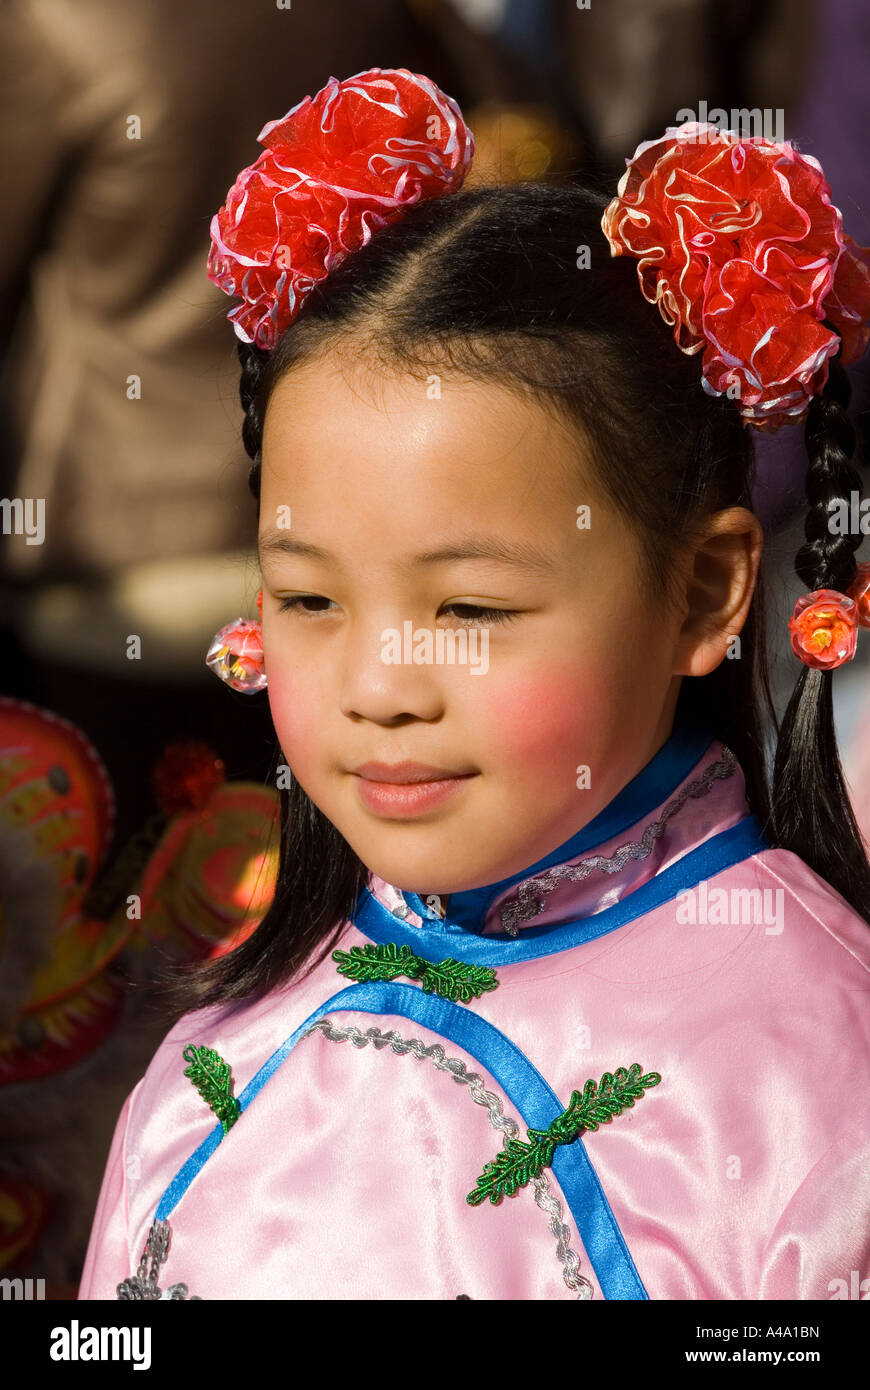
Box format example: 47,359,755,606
259,351,594,521
256,353,646,588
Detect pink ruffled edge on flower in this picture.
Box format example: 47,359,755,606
601,122,870,431
206,68,475,350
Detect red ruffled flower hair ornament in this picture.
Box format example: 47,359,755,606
601,122,870,433
603,122,870,671
207,68,475,351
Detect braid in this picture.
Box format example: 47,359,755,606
772,342,870,921
795,353,862,593
237,340,270,498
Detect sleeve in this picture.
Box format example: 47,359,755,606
758,1105,870,1300
77,1081,141,1299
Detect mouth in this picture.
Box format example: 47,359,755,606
350,763,478,817
351,761,477,785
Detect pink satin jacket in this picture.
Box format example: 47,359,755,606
79,723,870,1300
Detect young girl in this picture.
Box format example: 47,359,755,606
79,69,870,1301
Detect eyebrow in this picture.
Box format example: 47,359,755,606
258,530,556,574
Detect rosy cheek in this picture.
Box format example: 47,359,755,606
473,663,603,769
264,663,320,758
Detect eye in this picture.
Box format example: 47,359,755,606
276,596,519,625
277,595,338,616
440,603,519,626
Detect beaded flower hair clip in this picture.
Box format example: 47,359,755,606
204,71,870,686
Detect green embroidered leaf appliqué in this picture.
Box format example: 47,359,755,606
467,1063,661,1206
332,942,498,1002
418,958,499,1003
182,1043,241,1135
333,942,421,984
472,1135,558,1203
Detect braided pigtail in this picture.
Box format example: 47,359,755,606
772,345,870,920
237,340,271,497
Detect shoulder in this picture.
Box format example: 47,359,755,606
124,926,356,1138
748,844,870,975
664,841,870,1078
705,845,870,1087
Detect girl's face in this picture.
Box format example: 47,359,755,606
258,352,685,895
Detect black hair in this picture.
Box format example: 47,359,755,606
163,180,870,1016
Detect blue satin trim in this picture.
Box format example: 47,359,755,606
353,815,769,965
156,982,650,1299
400,721,717,930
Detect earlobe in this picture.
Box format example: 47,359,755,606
674,626,741,677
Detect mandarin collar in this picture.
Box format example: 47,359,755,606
357,717,757,951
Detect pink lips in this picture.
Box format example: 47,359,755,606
351,761,477,817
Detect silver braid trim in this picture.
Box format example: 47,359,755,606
117,1218,200,1300
499,748,737,936
302,1016,595,1299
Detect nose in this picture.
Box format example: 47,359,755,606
338,619,447,723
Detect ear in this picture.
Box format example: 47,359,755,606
672,507,763,676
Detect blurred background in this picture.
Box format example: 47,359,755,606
0,0,868,1295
